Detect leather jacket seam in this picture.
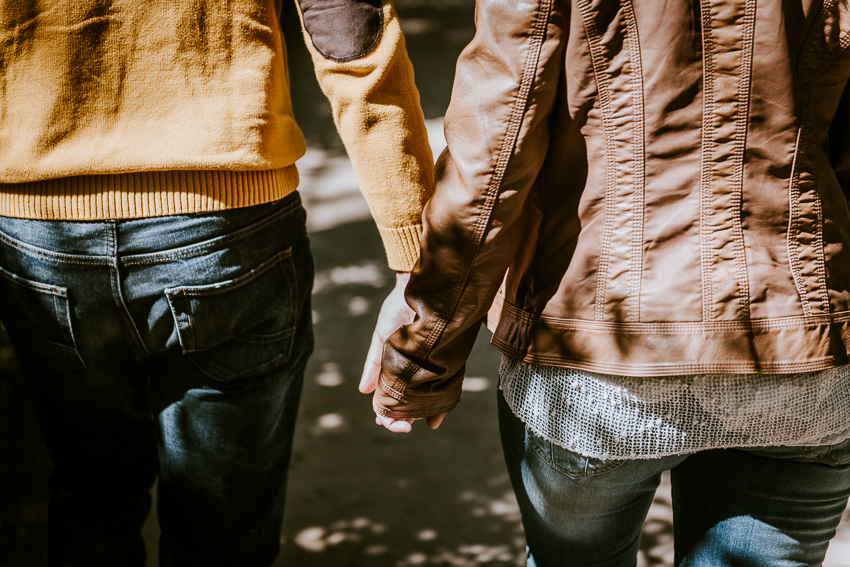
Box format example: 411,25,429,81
699,8,715,322
623,0,646,323
502,297,850,332
578,0,618,323
787,129,811,316
698,0,757,322
731,0,757,319
579,0,648,323
373,399,460,419
378,374,461,402
379,374,410,401
518,355,839,376
537,311,850,332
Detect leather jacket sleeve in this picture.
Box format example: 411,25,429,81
375,0,571,418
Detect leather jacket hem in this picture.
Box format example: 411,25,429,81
491,299,850,377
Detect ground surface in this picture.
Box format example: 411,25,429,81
2,1,850,565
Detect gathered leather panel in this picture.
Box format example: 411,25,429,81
698,0,756,321
297,0,383,62
578,0,646,323
631,0,704,322
790,0,850,315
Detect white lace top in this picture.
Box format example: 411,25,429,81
499,356,850,460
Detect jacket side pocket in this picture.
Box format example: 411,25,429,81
0,267,85,370
165,250,298,382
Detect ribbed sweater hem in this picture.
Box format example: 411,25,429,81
0,167,300,220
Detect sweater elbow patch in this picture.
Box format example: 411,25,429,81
298,0,384,62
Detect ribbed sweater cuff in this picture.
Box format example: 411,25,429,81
377,223,422,271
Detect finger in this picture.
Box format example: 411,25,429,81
389,420,412,433
377,414,417,425
359,330,384,394
377,414,414,433
426,413,447,430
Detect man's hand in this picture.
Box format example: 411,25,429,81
359,271,446,433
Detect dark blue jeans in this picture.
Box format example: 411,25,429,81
499,392,850,567
0,192,314,567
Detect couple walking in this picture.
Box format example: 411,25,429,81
2,0,850,566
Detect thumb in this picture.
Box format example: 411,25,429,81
359,328,383,394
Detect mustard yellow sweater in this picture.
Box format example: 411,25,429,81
0,0,433,271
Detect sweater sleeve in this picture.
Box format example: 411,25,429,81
294,0,434,271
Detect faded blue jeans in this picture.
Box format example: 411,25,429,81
498,392,850,567
0,192,314,567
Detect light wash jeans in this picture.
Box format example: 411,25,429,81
498,392,850,567
0,192,314,567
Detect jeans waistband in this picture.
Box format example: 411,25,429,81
0,192,303,258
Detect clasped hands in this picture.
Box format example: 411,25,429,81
358,271,446,433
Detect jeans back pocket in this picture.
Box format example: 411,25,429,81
528,427,626,479
797,436,850,466
165,250,298,382
0,267,85,370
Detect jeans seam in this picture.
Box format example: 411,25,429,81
549,458,626,479
167,251,292,297
107,221,151,356
280,252,296,332
799,446,819,460
184,294,196,351
0,269,69,296
121,201,300,266
529,433,559,472
828,451,850,466
52,294,61,328
0,234,108,265
167,251,293,353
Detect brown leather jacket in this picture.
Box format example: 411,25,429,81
376,0,850,419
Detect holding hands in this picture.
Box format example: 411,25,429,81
359,272,446,433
